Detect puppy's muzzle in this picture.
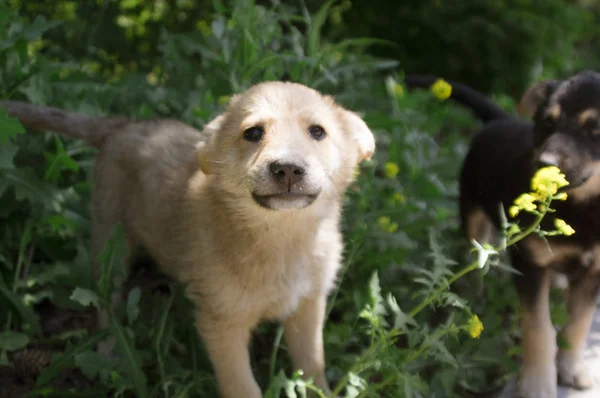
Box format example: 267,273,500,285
270,161,306,188
251,160,320,210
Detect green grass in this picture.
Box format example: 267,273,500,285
0,1,574,397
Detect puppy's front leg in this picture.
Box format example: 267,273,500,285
557,268,599,390
284,294,331,394
514,264,557,398
196,315,261,398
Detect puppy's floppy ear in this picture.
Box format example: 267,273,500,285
518,80,560,118
338,109,375,163
198,114,225,174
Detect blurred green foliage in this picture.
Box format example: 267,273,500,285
310,0,600,95
0,0,591,397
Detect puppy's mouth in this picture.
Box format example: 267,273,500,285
252,192,319,210
561,169,595,191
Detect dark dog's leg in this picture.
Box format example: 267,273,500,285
557,256,599,390
514,258,558,398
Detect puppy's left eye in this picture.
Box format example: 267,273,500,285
309,125,326,140
243,126,264,142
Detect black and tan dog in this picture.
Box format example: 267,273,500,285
405,71,600,397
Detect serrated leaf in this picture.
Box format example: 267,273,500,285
70,287,100,308
110,314,148,398
387,294,417,332
2,167,60,210
127,287,141,325
368,271,386,317
44,135,79,182
0,331,29,351
74,350,113,380
440,292,468,309
0,108,25,143
36,330,109,386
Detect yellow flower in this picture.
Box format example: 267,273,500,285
554,192,568,201
466,314,484,339
509,205,520,218
392,192,405,204
393,83,405,98
384,162,400,179
531,166,569,198
377,216,398,233
218,95,230,105
509,193,537,217
430,79,452,101
554,218,575,236
197,20,211,36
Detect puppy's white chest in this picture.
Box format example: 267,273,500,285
261,256,315,320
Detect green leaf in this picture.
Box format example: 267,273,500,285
1,167,61,210
0,331,29,351
0,108,25,143
110,312,148,398
44,136,80,182
74,350,113,380
97,224,128,302
387,294,417,332
70,287,100,308
307,0,336,57
0,140,18,169
23,15,62,41
36,331,109,386
127,287,141,325
0,275,41,335
368,271,386,317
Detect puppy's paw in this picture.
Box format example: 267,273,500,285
517,366,557,398
558,361,594,390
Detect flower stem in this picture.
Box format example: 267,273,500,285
408,260,479,319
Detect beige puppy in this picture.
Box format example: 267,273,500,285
1,81,375,398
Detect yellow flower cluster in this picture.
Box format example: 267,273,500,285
531,166,569,198
466,314,483,339
377,216,398,233
430,79,452,101
393,84,405,98
197,20,211,36
392,192,405,204
509,193,536,218
509,166,569,218
384,162,399,179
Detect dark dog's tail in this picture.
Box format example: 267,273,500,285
0,100,127,147
403,75,511,123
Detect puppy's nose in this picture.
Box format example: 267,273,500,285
270,161,306,186
537,152,560,168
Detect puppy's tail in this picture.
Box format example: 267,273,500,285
403,75,511,123
0,100,127,147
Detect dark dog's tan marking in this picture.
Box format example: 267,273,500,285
578,108,600,127
547,103,562,121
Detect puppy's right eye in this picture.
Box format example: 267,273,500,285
243,126,264,142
